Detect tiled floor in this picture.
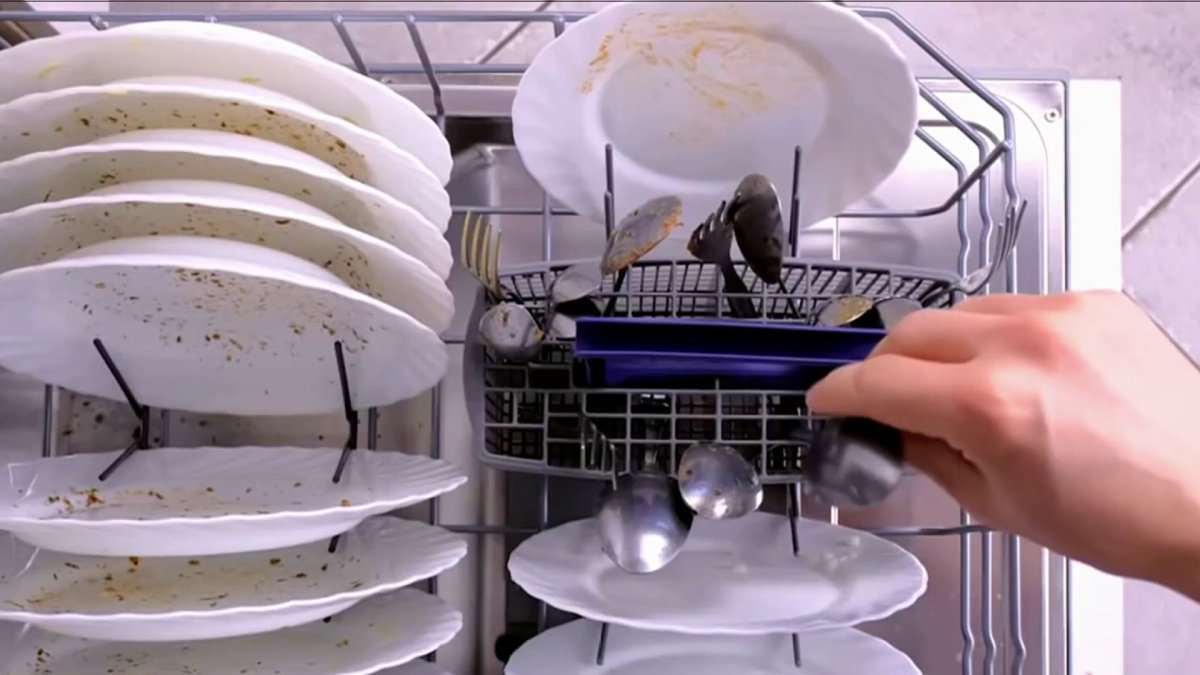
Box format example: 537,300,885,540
85,1,1200,672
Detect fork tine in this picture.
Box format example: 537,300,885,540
488,222,503,296
460,211,474,274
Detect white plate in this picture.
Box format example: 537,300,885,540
0,179,454,331
0,128,451,240
0,517,466,642
508,512,927,635
506,619,921,675
0,446,466,557
0,235,446,416
5,589,460,675
0,20,451,184
0,77,447,214
513,1,917,230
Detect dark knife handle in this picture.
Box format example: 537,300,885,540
807,417,905,508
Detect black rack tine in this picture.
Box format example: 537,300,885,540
600,144,627,318
98,438,142,482
331,340,359,485
595,622,609,665
329,341,359,555
93,338,150,481
788,145,803,258
788,481,802,668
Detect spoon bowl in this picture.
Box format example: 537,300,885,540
596,470,694,574
478,301,543,363
677,443,763,520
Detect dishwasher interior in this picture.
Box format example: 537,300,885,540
0,5,1120,675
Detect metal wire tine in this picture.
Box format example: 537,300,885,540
332,15,369,76
403,15,445,129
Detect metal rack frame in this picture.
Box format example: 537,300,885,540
0,5,1035,674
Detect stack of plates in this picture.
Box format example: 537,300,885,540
0,446,468,673
507,513,928,673
0,20,457,415
0,20,466,675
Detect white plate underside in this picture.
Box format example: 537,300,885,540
0,20,451,184
508,512,928,635
512,0,918,230
0,79,446,214
0,517,467,642
5,589,461,675
506,619,921,675
0,129,450,248
0,446,467,557
0,236,447,416
0,180,454,331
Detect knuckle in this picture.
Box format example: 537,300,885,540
1005,313,1073,366
957,364,1038,445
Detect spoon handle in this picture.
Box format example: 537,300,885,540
806,417,905,508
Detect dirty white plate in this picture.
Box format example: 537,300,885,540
0,235,446,416
0,128,452,234
513,1,917,230
508,512,927,635
0,77,446,211
0,446,466,557
506,619,921,675
0,20,450,183
4,589,460,675
0,517,466,642
0,179,454,331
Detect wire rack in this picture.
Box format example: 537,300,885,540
0,5,1037,675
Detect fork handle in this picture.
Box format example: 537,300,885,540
718,260,759,318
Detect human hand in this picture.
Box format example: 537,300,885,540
807,291,1200,598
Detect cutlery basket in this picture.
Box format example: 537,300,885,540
470,257,958,483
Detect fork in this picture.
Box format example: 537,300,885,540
687,201,758,318
460,211,507,302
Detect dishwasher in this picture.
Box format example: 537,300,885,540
0,4,1124,675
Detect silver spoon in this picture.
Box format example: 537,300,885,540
547,262,604,339
596,447,694,574
677,443,763,520
478,301,543,363
600,196,684,276
795,417,906,508
814,295,922,330
727,174,786,286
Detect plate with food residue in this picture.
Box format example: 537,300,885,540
3,589,460,675
0,76,445,210
0,20,451,184
0,178,454,331
0,128,451,236
513,1,917,232
0,446,467,557
0,517,466,642
0,235,446,416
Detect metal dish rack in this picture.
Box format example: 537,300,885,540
0,5,1061,675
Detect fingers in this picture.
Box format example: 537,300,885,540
871,308,1003,363
904,434,990,516
954,292,1079,316
807,354,967,440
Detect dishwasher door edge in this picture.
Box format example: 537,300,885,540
1063,78,1124,675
